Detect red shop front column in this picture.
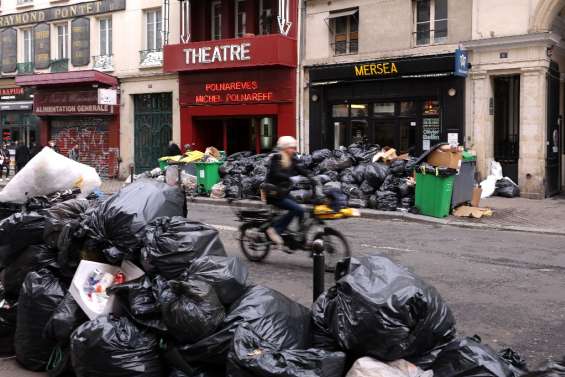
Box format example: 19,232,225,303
39,118,50,146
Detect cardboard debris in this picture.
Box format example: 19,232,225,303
426,145,463,170
453,206,493,219
373,148,398,164
471,187,482,207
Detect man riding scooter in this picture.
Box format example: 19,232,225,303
262,136,313,245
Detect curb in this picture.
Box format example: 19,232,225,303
188,197,565,237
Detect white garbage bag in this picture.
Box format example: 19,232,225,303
480,175,498,199
347,357,431,377
0,147,101,203
490,161,503,180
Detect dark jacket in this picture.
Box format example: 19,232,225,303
30,145,42,158
0,148,10,165
265,153,311,197
167,143,182,156
15,144,30,165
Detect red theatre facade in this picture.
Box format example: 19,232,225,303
164,0,298,154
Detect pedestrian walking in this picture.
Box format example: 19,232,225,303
0,143,11,181
15,140,30,173
167,140,182,156
68,144,80,162
29,142,42,159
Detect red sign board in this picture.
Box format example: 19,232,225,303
0,87,24,96
164,34,297,73
179,68,294,106
33,89,115,115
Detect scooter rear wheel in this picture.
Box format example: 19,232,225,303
239,223,271,262
314,227,351,273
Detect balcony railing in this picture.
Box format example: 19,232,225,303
93,55,114,71
139,49,163,67
17,62,34,75
50,58,69,73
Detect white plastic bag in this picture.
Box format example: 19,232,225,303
490,161,503,180
346,358,409,377
480,175,497,198
388,360,433,377
0,147,101,203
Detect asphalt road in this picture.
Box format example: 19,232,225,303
3,202,565,375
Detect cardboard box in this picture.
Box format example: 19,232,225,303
471,187,482,207
70,260,144,320
426,145,462,170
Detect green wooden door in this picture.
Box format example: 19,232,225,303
134,93,173,173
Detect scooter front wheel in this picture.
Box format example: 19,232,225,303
239,223,271,262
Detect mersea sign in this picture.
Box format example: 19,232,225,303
0,0,126,28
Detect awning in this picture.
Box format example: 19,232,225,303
15,70,118,88
327,9,358,20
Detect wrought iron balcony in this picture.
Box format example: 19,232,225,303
16,62,34,75
50,58,69,73
139,49,163,67
92,55,114,71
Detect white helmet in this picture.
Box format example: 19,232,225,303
276,136,297,150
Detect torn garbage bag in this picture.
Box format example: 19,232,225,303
83,179,186,259
71,315,164,377
166,285,311,369
141,217,226,279
15,269,66,371
312,255,456,361
227,324,347,377
44,292,88,346
185,256,249,306
431,336,518,377
160,279,225,344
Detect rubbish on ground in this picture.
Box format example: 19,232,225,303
452,206,493,219
471,187,482,207
0,211,47,265
71,314,164,377
495,177,520,198
43,292,88,346
0,288,17,356
69,260,144,320
373,148,398,164
523,358,565,376
0,147,101,204
205,147,221,160
312,256,456,361
346,357,432,377
210,183,226,199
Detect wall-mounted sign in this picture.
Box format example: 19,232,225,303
71,17,90,67
354,62,399,78
0,86,34,102
184,43,251,65
34,90,114,115
422,117,441,151
1,28,17,73
0,0,125,28
98,88,117,105
454,48,469,77
34,23,50,70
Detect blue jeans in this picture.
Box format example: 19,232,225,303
271,196,305,234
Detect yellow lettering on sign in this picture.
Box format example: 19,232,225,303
391,63,398,73
354,65,364,77
354,61,399,77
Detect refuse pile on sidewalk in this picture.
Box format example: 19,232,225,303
217,145,420,212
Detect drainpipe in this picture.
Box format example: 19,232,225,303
296,0,306,152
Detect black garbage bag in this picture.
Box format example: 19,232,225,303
323,182,341,196
43,199,91,248
381,175,403,193
318,158,339,172
359,181,375,196
312,255,456,361
161,279,225,344
71,315,164,377
341,184,362,200
312,149,332,164
44,292,89,346
0,288,17,356
348,198,367,208
398,179,414,198
298,154,314,169
291,176,313,191
252,165,268,176
495,178,520,198
335,156,354,171
499,348,529,377
524,358,565,377
15,269,66,371
389,160,407,177
431,336,519,377
227,324,347,377
352,164,368,184
226,181,243,199
1,244,59,299
325,189,348,212
167,286,311,369
227,151,253,161
141,217,226,279
0,211,45,265
315,175,332,185
400,196,415,209
365,163,389,189
290,189,313,204
340,169,356,185
325,170,339,182
83,179,186,260
185,256,249,306
241,177,260,199
311,292,340,352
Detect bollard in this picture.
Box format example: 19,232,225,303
129,164,135,183
312,239,325,302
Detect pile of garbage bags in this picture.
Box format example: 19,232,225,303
218,144,418,211
481,161,520,199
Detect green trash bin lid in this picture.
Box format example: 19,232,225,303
462,151,476,161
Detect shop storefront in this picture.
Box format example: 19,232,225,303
307,53,467,154
164,35,297,154
16,71,120,178
0,85,38,146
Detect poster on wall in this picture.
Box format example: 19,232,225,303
34,23,50,70
1,28,17,73
422,117,441,151
71,17,90,67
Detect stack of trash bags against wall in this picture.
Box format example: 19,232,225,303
217,144,421,212
1,174,563,377
480,161,520,198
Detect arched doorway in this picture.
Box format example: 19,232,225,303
531,0,565,32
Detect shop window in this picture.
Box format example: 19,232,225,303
328,9,358,56
373,102,395,116
373,120,396,148
423,99,440,116
400,101,418,116
211,1,223,40
99,18,112,56
351,104,368,117
146,9,163,50
235,0,247,37
332,104,349,117
258,0,273,35
351,120,368,143
414,0,448,45
56,23,68,59
334,121,347,149
22,28,33,63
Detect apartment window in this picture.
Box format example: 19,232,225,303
235,0,247,37
99,18,112,56
329,9,358,56
57,23,68,59
211,1,222,40
17,0,33,5
146,9,163,50
23,29,33,62
415,0,448,45
258,0,273,35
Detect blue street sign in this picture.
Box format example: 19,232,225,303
454,48,469,77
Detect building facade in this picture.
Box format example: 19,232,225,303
2,0,182,177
